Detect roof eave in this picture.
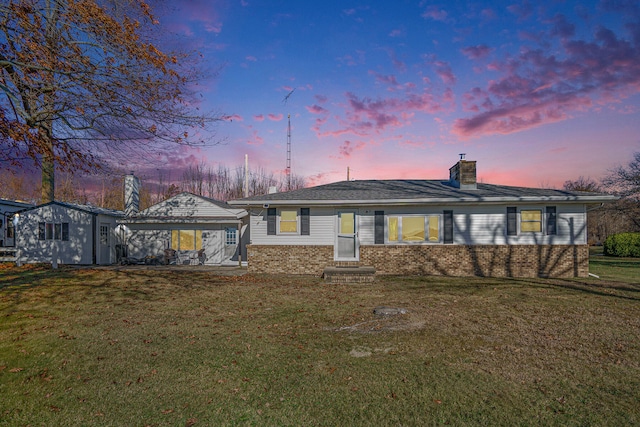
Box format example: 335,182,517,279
229,195,618,207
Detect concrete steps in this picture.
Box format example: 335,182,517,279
323,265,376,284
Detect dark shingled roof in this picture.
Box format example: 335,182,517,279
228,179,616,206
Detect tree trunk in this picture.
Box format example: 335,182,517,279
41,134,55,203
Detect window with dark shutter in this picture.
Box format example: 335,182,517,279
267,208,276,235
301,208,310,235
546,206,557,235
507,207,517,236
443,210,453,244
374,211,384,244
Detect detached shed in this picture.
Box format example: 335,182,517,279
15,202,123,265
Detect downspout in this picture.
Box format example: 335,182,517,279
92,214,97,265
238,219,242,267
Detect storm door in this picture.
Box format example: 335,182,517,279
335,210,358,261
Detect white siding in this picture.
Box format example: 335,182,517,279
251,203,588,247
249,207,334,245
17,205,94,264
140,193,244,218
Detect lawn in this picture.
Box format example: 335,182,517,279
1,258,639,426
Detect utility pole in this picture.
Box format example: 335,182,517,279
244,154,249,198
286,114,291,191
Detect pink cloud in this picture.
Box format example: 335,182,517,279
338,140,366,158
369,71,400,88
461,45,492,60
389,28,404,38
222,114,243,122
453,19,640,138
434,61,456,85
421,6,448,22
253,114,265,122
245,55,257,62
306,104,328,114
267,113,283,121
247,129,264,145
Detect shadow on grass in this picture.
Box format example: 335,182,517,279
513,277,640,301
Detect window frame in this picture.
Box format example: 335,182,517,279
386,214,441,244
278,209,299,234
225,227,238,245
38,222,70,241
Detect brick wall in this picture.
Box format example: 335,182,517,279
247,245,334,275
247,244,589,278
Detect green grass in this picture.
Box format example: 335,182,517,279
1,261,639,426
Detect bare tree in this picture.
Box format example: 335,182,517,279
0,1,222,203
563,176,602,192
602,152,640,231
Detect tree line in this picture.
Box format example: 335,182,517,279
0,163,306,211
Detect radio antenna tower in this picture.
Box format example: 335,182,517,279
282,88,296,191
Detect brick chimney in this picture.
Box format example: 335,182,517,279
124,173,140,216
449,155,477,190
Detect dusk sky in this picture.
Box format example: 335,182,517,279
149,0,640,189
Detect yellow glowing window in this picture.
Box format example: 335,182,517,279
280,210,298,233
402,216,425,241
520,210,542,232
388,217,398,242
171,230,203,250
428,216,439,241
340,212,355,234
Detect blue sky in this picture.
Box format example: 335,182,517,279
143,0,640,188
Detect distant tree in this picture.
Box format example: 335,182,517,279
602,152,640,231
0,1,222,203
563,176,602,192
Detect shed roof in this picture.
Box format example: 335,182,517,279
16,201,125,217
228,179,617,206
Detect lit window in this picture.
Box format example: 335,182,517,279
521,210,542,232
387,215,439,243
171,230,203,250
402,216,425,241
280,210,298,233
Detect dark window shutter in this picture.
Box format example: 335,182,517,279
374,211,384,244
443,210,453,244
546,206,557,235
62,223,69,241
38,222,45,240
301,208,310,235
507,207,517,236
267,208,276,235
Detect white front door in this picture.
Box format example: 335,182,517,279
335,210,358,261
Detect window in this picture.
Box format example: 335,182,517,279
279,210,298,233
387,215,439,243
38,222,69,241
6,221,14,239
226,227,237,245
171,230,203,251
521,210,542,232
99,225,109,246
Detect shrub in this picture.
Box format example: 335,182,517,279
603,232,640,257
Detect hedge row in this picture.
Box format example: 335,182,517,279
603,233,640,257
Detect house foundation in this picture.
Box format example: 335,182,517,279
247,244,589,278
